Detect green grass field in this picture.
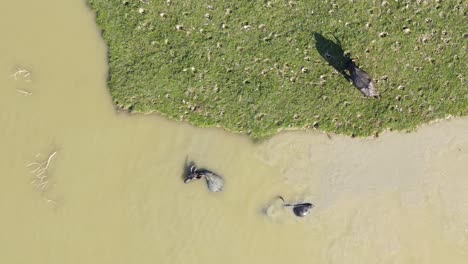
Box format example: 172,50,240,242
89,0,467,138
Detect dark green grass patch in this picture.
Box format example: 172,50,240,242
89,0,467,138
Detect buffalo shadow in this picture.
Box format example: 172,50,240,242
313,32,352,81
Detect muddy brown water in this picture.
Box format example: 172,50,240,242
1,1,468,263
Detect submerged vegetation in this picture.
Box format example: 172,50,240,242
88,0,466,138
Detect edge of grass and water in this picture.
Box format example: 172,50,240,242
88,0,467,139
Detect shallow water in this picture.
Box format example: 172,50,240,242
1,1,467,263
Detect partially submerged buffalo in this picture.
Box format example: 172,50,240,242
184,163,224,192
347,60,379,97
278,196,314,217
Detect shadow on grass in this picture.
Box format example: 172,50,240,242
313,32,352,81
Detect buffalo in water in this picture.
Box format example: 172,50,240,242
278,196,314,217
184,162,224,192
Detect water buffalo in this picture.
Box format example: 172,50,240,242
278,196,314,217
184,163,224,192
347,60,379,97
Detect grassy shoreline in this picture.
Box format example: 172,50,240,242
89,0,467,138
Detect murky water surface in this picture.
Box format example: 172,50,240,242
1,1,467,263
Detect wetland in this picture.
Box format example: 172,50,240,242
1,1,467,264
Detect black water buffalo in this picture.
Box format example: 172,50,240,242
347,60,379,97
184,163,224,192
278,196,314,217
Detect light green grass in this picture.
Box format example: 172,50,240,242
88,0,467,138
